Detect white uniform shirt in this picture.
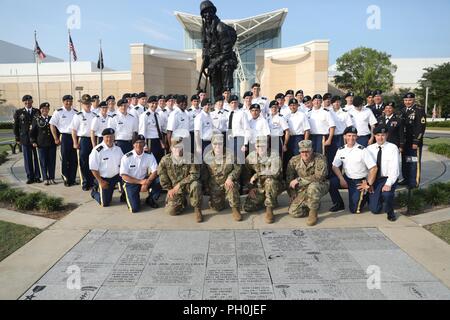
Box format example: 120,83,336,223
366,142,400,187
223,102,230,111
91,114,109,138
307,108,336,135
120,150,158,180
49,107,78,134
267,113,289,137
194,110,214,141
343,104,355,112
167,106,190,138
332,144,376,179
71,110,95,137
210,108,229,133
90,107,100,116
158,109,170,133
107,111,138,141
252,96,269,117
248,116,271,144
139,111,162,139
331,108,353,135
285,110,311,135
349,107,378,136
227,108,250,143
279,105,290,117
88,142,124,178
188,106,202,132
107,110,117,117
129,104,146,119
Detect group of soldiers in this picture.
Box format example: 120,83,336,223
13,84,426,225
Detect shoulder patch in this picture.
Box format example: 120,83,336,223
128,114,134,118
73,109,78,113
77,112,83,115
57,108,63,112
109,114,117,118
146,112,151,116
262,97,267,100
96,145,104,152
134,106,140,110
342,109,347,112
224,109,229,112
358,145,365,150
338,146,345,150
95,114,100,118
126,152,133,158
324,109,329,112
162,109,167,112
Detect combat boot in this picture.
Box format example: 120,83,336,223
306,209,318,226
232,207,242,222
265,207,274,224
195,208,203,223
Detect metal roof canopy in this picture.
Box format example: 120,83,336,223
174,8,288,41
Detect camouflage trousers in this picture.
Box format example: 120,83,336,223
165,181,202,216
243,178,281,212
208,181,241,211
288,182,329,217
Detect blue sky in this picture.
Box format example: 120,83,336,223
1,0,450,70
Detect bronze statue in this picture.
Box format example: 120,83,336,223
198,1,238,99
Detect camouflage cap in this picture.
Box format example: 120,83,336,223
255,136,268,147
80,94,92,104
171,136,184,146
211,133,224,144
298,140,313,151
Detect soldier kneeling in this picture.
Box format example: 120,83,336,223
202,133,242,221
242,136,283,224
287,140,329,226
158,137,204,222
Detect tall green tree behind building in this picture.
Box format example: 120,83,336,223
334,47,397,96
416,62,450,116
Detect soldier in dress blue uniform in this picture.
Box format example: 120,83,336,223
399,92,426,189
14,95,41,184
368,89,385,119
376,102,405,150
50,95,78,187
30,102,56,185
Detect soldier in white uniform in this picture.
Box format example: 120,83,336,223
284,98,311,159
348,96,377,147
71,94,96,191
139,96,165,163
129,92,147,118
50,95,78,187
107,98,139,154
106,95,117,117
89,128,124,207
166,95,191,149
194,100,214,159
251,83,269,117
90,95,100,115
248,104,271,149
301,96,312,113
227,94,250,164
295,90,304,105
242,91,253,121
210,96,229,142
276,93,289,117
222,89,231,111
91,101,109,147
120,135,161,213
307,94,336,155
343,92,355,112
329,126,377,213
322,93,332,110
329,95,353,172
267,100,290,161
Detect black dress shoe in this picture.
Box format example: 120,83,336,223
146,197,159,208
82,186,90,191
330,202,345,212
51,180,58,185
387,213,397,222
120,194,127,203
45,180,51,186
26,179,34,184
35,178,43,184
64,181,70,187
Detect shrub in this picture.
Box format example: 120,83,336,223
0,151,8,165
0,188,25,204
396,188,427,214
0,122,14,130
429,143,450,158
423,184,450,206
427,121,450,128
38,196,64,212
15,192,46,211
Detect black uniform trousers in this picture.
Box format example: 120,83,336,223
78,137,94,189
37,146,56,180
22,144,41,181
60,133,78,184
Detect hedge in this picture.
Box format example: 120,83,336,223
427,121,450,128
0,122,13,130
396,182,450,214
428,143,450,158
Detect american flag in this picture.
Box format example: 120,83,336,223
34,39,46,61
69,34,77,61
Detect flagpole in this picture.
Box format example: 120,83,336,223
34,31,42,106
68,29,74,97
100,39,104,101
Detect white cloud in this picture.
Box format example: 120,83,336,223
133,18,174,42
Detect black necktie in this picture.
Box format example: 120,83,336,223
154,113,162,140
229,111,234,130
377,146,382,179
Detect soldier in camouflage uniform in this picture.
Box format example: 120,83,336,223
202,133,242,221
286,140,329,226
158,137,204,222
242,136,282,224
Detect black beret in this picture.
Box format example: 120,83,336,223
215,95,224,102
157,95,166,101
251,83,261,88
106,95,115,101
165,94,174,100
249,103,260,110
229,95,239,102
331,95,342,103
176,94,187,104
344,92,354,98
386,102,395,108
373,89,383,96
269,100,279,108
201,98,212,107
122,93,131,100
404,92,415,99
62,95,73,101
131,93,138,98
275,93,285,100
222,88,231,93
99,101,108,108
303,96,312,103
353,96,364,107
295,90,304,96
137,92,147,99
91,95,100,100
374,125,389,135
39,102,50,109
117,99,127,107
365,90,374,98
323,93,332,100
285,90,294,96
132,134,146,144
197,89,205,94
289,98,299,105
22,95,33,101
312,94,323,100
148,96,158,103
243,91,252,99
343,126,358,135
191,94,200,101
102,128,115,136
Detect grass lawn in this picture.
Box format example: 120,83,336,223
423,137,450,146
424,221,450,245
0,221,42,262
426,127,450,131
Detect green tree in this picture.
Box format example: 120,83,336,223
384,88,412,108
334,47,397,96
415,62,450,117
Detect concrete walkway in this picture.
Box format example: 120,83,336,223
1,149,450,300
